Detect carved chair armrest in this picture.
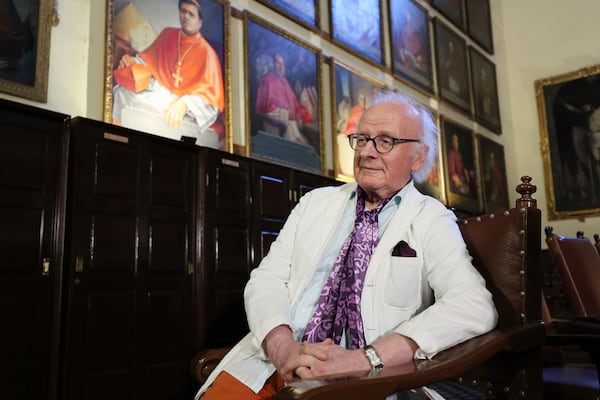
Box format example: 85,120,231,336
275,322,545,400
189,347,231,385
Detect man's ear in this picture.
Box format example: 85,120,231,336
412,144,429,172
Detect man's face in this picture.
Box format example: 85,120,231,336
179,2,202,36
274,55,286,77
353,102,427,200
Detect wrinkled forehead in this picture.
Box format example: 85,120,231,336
357,102,422,137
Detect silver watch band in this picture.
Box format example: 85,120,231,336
363,345,384,369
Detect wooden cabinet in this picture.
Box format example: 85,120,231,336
62,118,197,400
199,149,252,347
0,101,340,399
0,100,69,400
251,160,339,266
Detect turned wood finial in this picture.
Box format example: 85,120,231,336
516,176,537,209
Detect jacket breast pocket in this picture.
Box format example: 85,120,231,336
384,256,422,310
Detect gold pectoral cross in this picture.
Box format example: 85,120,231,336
172,63,183,88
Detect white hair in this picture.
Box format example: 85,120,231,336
370,90,438,183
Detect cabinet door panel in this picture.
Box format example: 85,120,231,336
64,120,195,399
0,101,68,400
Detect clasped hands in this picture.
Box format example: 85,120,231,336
264,326,371,383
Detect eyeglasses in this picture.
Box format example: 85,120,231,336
348,133,420,154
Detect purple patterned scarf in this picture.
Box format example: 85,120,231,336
302,188,390,349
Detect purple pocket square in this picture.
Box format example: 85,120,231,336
392,240,417,257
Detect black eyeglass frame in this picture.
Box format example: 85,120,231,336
347,133,420,154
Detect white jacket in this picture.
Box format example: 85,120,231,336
195,181,497,398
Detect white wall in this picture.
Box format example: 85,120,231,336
494,0,600,242
2,0,599,243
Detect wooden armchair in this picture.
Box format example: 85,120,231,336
543,227,600,395
190,176,545,399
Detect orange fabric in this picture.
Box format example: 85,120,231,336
201,371,284,400
140,28,224,111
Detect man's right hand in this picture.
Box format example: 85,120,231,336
263,325,332,382
118,54,137,69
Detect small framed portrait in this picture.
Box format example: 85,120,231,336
433,19,471,114
469,46,501,134
535,64,600,220
329,0,384,66
0,0,54,102
465,0,493,54
244,12,323,173
104,0,231,151
478,135,509,213
256,0,319,31
431,0,465,31
330,59,385,181
441,116,481,214
388,0,434,95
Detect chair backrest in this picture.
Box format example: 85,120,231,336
594,233,600,256
545,226,600,319
457,176,542,331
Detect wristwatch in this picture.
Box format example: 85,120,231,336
363,345,384,369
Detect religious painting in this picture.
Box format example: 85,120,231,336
469,46,501,134
330,59,385,182
104,0,231,151
535,64,600,220
478,135,509,213
244,12,323,173
256,0,319,31
440,116,481,214
0,0,54,102
430,0,465,31
465,0,493,54
414,110,445,203
388,0,433,95
329,0,384,66
433,19,471,115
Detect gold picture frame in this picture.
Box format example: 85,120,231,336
103,0,232,152
0,0,54,102
535,64,600,220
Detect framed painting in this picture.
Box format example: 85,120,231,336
256,0,319,31
329,0,384,66
0,0,54,102
469,46,501,134
433,18,471,114
330,59,385,181
478,135,509,213
465,0,493,54
244,12,323,173
104,0,231,151
535,64,600,220
440,116,481,214
388,0,434,95
430,0,465,31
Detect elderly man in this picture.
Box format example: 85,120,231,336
197,91,497,399
112,0,224,144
